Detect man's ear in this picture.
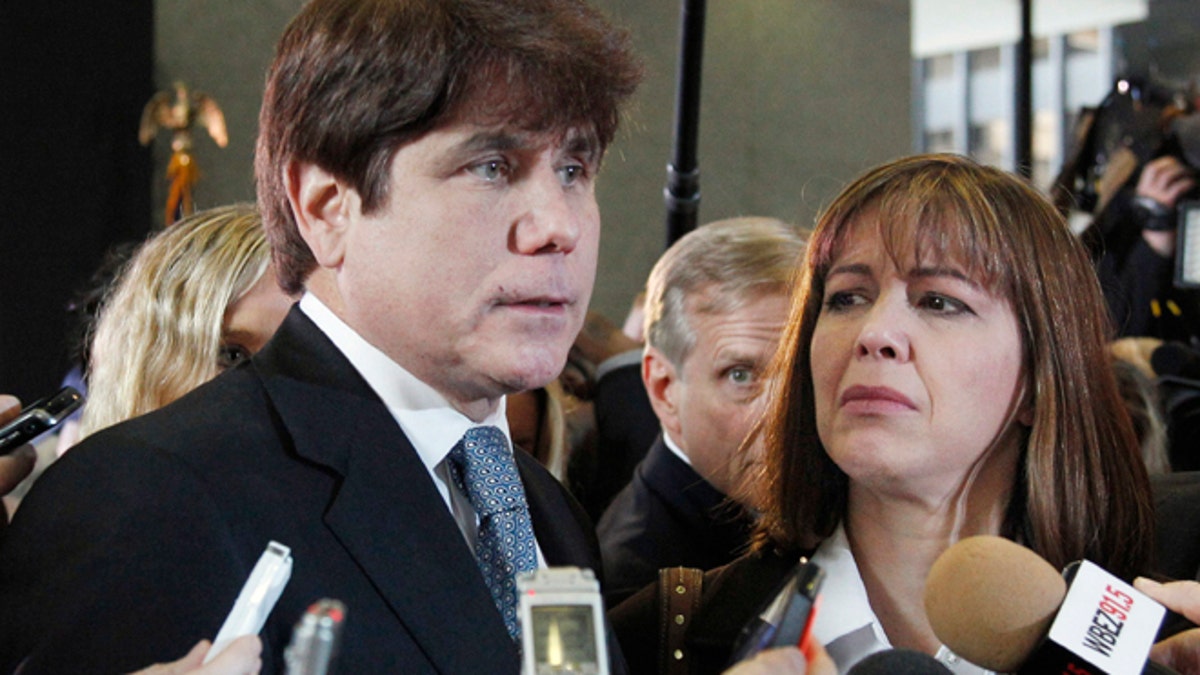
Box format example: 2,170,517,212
643,347,682,439
284,159,356,270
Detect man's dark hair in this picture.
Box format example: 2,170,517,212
255,0,643,293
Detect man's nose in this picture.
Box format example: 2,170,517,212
511,172,586,255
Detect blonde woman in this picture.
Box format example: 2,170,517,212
76,204,295,442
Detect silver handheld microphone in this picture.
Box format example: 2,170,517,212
283,598,346,675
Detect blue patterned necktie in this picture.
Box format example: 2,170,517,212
447,425,538,642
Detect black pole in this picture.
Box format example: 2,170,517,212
1014,0,1033,178
664,0,706,247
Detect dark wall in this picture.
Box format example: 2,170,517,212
0,3,154,401
589,0,912,321
1122,0,1200,83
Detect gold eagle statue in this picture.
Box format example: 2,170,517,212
139,81,228,225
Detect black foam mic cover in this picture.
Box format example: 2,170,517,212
1151,341,1200,379
846,649,954,674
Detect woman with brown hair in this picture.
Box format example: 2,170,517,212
612,154,1157,674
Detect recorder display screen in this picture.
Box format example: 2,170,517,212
530,604,599,674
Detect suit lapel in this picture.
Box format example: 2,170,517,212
254,309,517,671
517,449,597,571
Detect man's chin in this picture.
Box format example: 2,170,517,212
497,348,572,392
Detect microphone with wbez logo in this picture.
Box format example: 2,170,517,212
923,536,1176,674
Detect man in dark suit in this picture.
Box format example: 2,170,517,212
564,308,658,522
597,218,806,603
0,0,640,672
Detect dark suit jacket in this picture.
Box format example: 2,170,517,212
610,472,1200,675
569,359,658,522
597,438,755,605
0,308,617,674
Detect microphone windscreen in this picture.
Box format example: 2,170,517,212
924,536,1066,672
847,649,953,674
1171,114,1200,170
1150,341,1200,379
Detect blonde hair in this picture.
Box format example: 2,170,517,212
643,217,807,368
1110,356,1171,475
80,204,272,438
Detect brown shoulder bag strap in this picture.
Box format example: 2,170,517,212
658,566,704,675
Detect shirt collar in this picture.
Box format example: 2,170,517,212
810,524,886,650
661,430,693,467
298,293,511,473
809,524,993,675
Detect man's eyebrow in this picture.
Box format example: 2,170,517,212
453,128,600,163
713,346,770,367
457,130,526,154
563,129,602,163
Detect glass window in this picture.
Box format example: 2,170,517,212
1033,37,1050,61
1032,110,1059,190
1067,29,1100,55
924,129,956,153
969,47,1002,73
925,53,955,80
969,119,1008,168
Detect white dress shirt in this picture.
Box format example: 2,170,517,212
809,524,991,674
299,293,545,566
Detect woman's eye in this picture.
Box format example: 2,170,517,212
918,293,970,315
217,344,251,370
823,290,866,311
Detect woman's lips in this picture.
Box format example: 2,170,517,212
839,385,917,414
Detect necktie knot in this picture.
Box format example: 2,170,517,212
448,426,526,517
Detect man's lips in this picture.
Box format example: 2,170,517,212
839,385,917,412
496,295,573,312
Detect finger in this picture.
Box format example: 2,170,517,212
1134,578,1200,624
1148,629,1200,675
0,445,37,495
1163,173,1197,202
0,395,21,425
1147,155,1187,177
200,635,262,675
807,640,838,675
1137,157,1191,204
725,647,808,674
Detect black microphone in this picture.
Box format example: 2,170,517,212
846,649,953,674
924,536,1176,675
1150,341,1200,380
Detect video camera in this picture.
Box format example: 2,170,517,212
1057,76,1200,219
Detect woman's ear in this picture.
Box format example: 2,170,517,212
1017,379,1035,427
284,160,356,269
